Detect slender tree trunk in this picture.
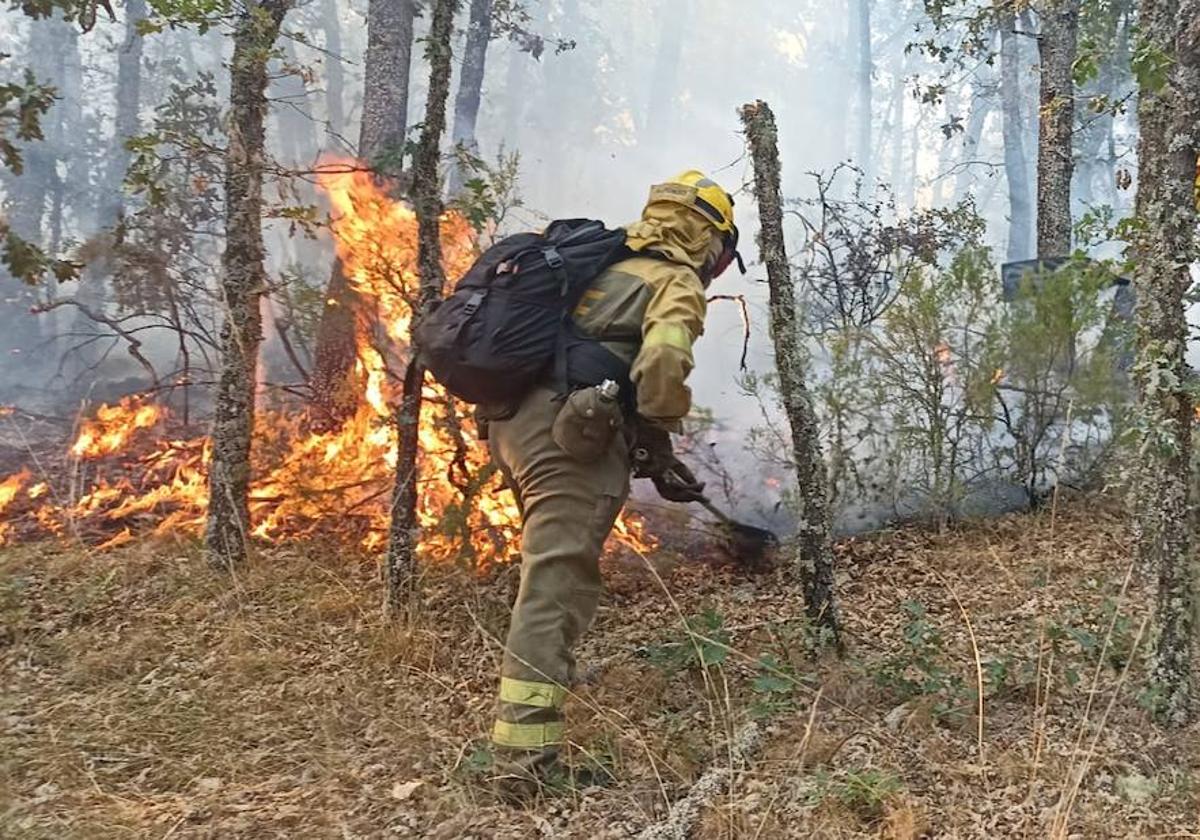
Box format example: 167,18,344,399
0,19,65,362
205,0,291,570
272,38,319,166
1000,6,1035,261
310,0,417,428
103,0,145,223
953,63,996,201
385,0,460,612
739,100,840,641
1034,0,1079,258
889,60,905,194
853,0,872,180
447,0,493,195
1133,0,1199,727
321,0,345,141
932,84,961,205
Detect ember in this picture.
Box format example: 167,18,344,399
0,161,656,563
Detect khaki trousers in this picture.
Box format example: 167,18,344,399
486,387,630,757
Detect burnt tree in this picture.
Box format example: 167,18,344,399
385,0,460,612
447,0,493,195
310,0,417,428
1035,0,1080,258
205,0,292,570
739,99,840,641
1132,0,1199,726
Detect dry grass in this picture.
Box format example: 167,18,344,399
2,498,1199,838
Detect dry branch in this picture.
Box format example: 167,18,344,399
384,0,460,613
636,722,761,840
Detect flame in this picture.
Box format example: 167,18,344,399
0,157,656,563
0,470,29,514
70,396,165,459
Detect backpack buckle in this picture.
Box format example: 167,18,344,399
542,247,564,269
463,291,484,316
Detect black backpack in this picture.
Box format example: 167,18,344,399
414,218,633,405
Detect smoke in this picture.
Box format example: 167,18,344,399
0,0,1161,532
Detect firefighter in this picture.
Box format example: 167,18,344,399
484,170,742,800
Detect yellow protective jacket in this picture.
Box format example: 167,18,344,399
572,189,719,431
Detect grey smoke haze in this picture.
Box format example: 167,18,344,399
0,0,1170,529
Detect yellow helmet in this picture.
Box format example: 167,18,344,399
655,169,737,233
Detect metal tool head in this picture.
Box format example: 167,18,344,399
697,497,779,567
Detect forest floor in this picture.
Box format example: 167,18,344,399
2,496,1199,839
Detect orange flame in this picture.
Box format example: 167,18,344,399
70,396,165,459
0,470,29,514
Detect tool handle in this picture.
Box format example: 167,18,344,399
696,496,733,524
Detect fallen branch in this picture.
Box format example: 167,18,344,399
636,721,762,840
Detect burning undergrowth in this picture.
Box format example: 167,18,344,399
0,163,655,563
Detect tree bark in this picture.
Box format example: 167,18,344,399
447,0,493,195
309,0,417,428
1034,0,1079,258
1133,0,1199,727
999,6,1035,261
385,0,460,612
739,100,840,641
205,0,291,570
359,0,417,159
853,0,872,181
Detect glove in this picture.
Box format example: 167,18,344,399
630,417,706,503
651,460,707,503
631,421,673,478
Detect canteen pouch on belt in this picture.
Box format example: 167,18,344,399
552,386,623,462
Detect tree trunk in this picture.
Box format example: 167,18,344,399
1133,0,1199,727
272,38,319,166
1034,0,1079,258
0,18,66,363
889,58,905,194
853,0,872,180
953,62,996,201
1000,7,1035,261
103,0,145,223
447,0,493,195
205,0,291,570
309,0,417,428
321,0,345,141
385,0,459,612
739,100,840,641
359,0,417,160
